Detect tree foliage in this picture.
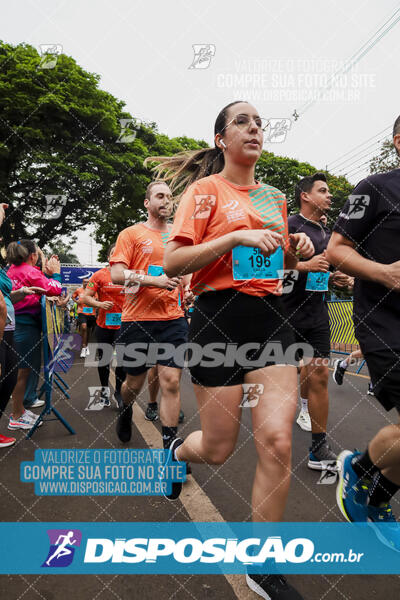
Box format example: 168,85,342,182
0,41,353,261
94,133,208,260
255,152,352,226
369,138,400,174
45,241,80,264
0,41,151,249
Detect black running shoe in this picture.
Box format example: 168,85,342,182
161,437,184,500
145,402,159,421
308,442,338,471
332,359,346,385
101,387,110,407
116,404,133,443
246,573,304,599
113,392,124,411
178,409,184,424
367,382,375,396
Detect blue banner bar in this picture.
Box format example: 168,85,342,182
60,266,100,284
0,522,398,574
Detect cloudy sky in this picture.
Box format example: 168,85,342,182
4,0,400,262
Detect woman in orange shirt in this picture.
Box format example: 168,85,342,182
149,101,314,600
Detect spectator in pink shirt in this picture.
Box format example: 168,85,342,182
6,240,62,431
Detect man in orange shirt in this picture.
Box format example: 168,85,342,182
81,244,126,408
110,181,189,450
72,279,97,358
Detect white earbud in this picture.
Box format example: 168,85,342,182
220,140,227,149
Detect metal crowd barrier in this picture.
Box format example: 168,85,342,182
26,297,75,439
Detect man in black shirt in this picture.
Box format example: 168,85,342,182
284,173,350,469
328,115,400,547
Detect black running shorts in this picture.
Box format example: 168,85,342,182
293,323,331,361
117,318,189,376
77,313,96,327
364,349,400,412
188,289,296,387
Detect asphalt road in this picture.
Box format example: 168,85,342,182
0,349,398,600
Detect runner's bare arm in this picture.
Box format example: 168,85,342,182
182,274,191,287
72,292,83,306
81,289,111,310
294,252,329,273
327,232,400,290
110,262,181,289
164,230,285,277
285,233,315,270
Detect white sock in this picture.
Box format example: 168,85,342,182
300,397,308,412
340,359,348,369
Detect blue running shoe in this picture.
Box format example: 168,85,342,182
160,437,185,501
368,503,400,552
336,450,370,522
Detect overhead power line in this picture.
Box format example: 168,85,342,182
326,126,392,169
335,135,391,174
295,6,400,118
342,150,385,178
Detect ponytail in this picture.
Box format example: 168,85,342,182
144,100,247,204
7,239,36,266
144,147,224,204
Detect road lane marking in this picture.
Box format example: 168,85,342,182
109,372,249,599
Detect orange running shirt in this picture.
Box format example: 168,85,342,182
86,267,125,329
72,286,97,315
168,174,289,297
110,223,184,322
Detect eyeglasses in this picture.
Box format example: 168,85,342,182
225,114,270,132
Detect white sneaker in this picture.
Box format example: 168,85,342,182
296,409,311,431
8,410,43,430
80,348,86,358
85,346,90,356
24,410,44,426
26,398,45,408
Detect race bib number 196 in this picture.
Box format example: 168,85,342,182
232,246,283,280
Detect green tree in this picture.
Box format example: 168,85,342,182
44,241,80,264
0,41,151,249
256,151,352,225
93,133,208,260
0,40,352,260
369,138,400,174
